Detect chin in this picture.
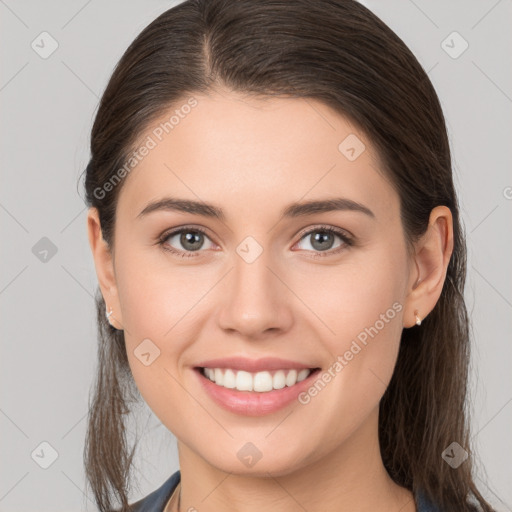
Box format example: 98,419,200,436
199,442,314,478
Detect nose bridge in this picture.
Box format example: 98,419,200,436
217,239,292,337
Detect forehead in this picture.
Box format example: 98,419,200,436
116,90,398,224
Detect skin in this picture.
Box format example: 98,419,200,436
88,88,453,512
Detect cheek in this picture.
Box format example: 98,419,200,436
291,248,407,435
114,243,211,341
294,244,407,351
112,246,219,416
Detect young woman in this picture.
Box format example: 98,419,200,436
83,1,496,511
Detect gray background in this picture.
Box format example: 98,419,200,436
1,1,511,510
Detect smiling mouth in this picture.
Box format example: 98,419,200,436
197,367,321,393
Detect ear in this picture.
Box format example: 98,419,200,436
87,207,124,330
403,206,454,328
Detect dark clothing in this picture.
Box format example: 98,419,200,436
129,470,444,511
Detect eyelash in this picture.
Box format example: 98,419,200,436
157,224,354,259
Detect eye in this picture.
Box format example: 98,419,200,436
158,224,353,259
158,226,216,257
294,225,353,257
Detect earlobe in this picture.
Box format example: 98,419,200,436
86,208,124,329
403,206,454,328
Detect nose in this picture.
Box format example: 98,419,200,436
216,249,294,340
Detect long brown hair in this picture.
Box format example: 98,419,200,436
82,1,495,510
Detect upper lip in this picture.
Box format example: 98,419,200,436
195,357,317,373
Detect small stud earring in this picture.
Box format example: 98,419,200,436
414,310,422,326
106,306,113,324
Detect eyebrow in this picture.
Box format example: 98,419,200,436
137,196,375,221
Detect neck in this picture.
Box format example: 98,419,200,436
175,408,416,512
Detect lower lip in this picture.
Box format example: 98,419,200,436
195,368,320,416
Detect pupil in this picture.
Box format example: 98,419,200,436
312,231,333,251
181,231,203,251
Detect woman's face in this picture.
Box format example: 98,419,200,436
108,90,415,475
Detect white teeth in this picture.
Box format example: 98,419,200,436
223,369,236,389
254,371,273,392
285,369,297,387
214,368,224,386
236,370,253,391
297,369,310,382
273,370,286,390
202,367,312,392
